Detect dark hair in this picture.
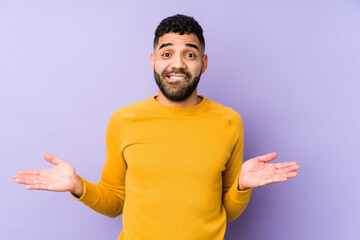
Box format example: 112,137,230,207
153,14,205,50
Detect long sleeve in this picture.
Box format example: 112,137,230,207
72,110,132,218
222,113,252,222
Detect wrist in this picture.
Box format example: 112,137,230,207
237,183,249,191
71,175,84,198
238,173,249,191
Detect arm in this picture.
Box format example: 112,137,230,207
69,112,128,218
13,111,130,218
222,115,252,222
222,115,300,222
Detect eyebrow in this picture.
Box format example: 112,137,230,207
158,42,200,51
159,43,173,49
185,43,199,51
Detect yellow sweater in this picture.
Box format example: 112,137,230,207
74,95,252,240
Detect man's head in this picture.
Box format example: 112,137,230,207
153,14,205,52
151,14,208,102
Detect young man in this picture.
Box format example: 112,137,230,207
14,15,299,240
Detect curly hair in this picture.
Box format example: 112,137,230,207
153,14,205,50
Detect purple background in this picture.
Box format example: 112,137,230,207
1,1,359,239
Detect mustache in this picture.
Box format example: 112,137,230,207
161,69,192,79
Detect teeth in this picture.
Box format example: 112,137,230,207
169,76,185,80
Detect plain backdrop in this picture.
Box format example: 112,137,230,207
1,0,359,239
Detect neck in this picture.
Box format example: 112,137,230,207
156,90,201,107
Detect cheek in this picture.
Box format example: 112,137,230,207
190,62,203,75
154,60,168,73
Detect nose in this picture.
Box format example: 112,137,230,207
170,54,186,70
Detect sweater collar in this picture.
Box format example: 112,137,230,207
148,95,209,116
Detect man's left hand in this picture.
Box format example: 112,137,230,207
238,152,299,190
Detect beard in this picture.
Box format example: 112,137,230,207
153,67,202,102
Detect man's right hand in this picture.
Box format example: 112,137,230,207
13,153,83,198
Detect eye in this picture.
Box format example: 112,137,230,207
186,53,196,58
162,53,171,58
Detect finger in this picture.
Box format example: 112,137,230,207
264,171,298,185
25,183,50,190
265,175,288,185
14,170,41,177
44,153,61,165
275,164,300,174
274,161,298,169
273,172,298,181
257,152,278,162
285,171,298,178
15,176,44,185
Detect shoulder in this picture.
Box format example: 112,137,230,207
205,98,244,141
206,99,243,126
107,98,151,127
111,98,149,117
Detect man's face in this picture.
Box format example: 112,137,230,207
151,33,208,102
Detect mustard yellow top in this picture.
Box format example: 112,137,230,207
74,96,252,240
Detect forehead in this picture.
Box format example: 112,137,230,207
156,33,200,50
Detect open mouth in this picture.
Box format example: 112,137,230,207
167,75,186,82
168,76,185,80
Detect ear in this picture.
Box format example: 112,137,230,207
201,54,208,74
150,52,155,72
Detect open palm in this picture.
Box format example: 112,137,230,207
13,153,78,192
238,152,299,190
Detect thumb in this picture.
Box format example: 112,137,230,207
257,152,278,162
43,153,61,165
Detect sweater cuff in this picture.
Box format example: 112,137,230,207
229,172,252,204
70,177,98,207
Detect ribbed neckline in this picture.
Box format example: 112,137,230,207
147,95,210,116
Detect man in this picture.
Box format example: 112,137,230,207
13,14,299,240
